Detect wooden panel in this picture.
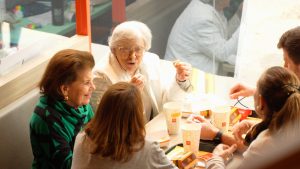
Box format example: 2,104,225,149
0,35,90,110
0,62,45,110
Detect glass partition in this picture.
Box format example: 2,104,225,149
90,0,243,77
90,0,112,45
0,0,77,75
0,0,92,109
164,0,243,77
90,0,135,45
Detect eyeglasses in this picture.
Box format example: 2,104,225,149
117,46,145,56
233,96,249,109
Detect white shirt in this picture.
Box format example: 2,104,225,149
165,0,239,74
90,52,192,122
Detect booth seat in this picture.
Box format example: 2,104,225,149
0,88,40,169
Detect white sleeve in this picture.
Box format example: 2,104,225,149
206,155,226,169
147,141,178,169
195,20,239,65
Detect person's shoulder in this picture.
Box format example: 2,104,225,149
30,104,50,132
81,104,94,120
92,57,113,83
75,131,87,142
142,52,161,67
93,53,110,72
257,129,272,140
246,129,273,152
31,97,50,122
144,52,160,60
74,132,92,152
31,99,65,126
144,139,156,146
144,139,162,153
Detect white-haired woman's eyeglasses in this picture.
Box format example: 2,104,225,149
117,46,145,57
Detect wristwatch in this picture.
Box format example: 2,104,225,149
213,131,223,144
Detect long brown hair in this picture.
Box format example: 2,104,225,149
39,49,95,102
84,82,145,162
245,66,300,145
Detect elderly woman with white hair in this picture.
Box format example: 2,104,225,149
90,21,192,122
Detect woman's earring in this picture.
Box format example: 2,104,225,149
256,105,263,111
64,96,69,101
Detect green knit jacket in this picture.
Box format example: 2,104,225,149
30,96,94,169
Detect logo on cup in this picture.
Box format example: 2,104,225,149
171,112,181,117
186,141,191,145
212,106,230,133
163,102,182,135
222,122,226,127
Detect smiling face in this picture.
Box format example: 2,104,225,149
112,37,145,75
61,68,95,108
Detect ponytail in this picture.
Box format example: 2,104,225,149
245,92,300,146
270,92,300,134
244,116,271,146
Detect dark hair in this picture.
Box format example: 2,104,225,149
224,0,243,20
277,26,300,65
245,66,300,145
84,82,145,162
39,49,95,101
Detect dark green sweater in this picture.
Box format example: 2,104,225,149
30,96,94,169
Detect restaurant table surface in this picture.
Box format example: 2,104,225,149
145,113,243,169
142,66,249,169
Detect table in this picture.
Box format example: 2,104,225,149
143,66,251,168
145,113,243,169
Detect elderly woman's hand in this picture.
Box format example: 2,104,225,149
173,60,192,82
130,73,145,91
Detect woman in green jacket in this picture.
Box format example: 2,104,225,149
29,49,95,169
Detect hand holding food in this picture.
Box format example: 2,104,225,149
130,73,145,90
173,60,192,82
229,83,256,99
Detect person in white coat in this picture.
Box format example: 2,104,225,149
165,0,240,75
90,21,193,122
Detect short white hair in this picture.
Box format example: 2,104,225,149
108,21,152,51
